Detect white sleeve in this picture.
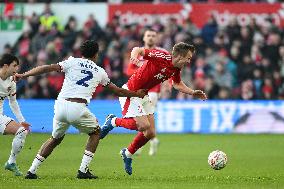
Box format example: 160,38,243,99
100,69,111,87
57,57,74,72
10,78,17,96
8,95,25,123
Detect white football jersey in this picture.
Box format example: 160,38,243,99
0,76,16,115
57,56,110,103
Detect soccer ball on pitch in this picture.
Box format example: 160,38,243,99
208,150,228,170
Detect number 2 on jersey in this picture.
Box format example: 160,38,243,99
76,70,93,87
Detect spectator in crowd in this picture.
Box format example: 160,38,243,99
3,3,284,100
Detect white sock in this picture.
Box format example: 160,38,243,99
111,117,117,127
150,137,159,147
8,127,28,164
79,150,94,173
28,154,45,174
125,149,133,158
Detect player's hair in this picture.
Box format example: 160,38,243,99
172,42,195,57
0,54,19,68
80,40,99,58
144,28,157,34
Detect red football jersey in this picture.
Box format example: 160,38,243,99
127,49,181,91
126,47,164,93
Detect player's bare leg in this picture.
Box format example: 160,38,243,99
4,121,28,176
100,114,154,175
85,131,100,153
135,115,156,157
119,115,156,175
100,114,149,139
77,129,100,179
120,115,151,158
146,114,159,156
39,136,65,157
141,115,156,139
148,92,160,156
130,115,156,156
115,116,150,157
133,147,143,156
123,116,152,158
26,136,64,179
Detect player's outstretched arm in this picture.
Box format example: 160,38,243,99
8,95,31,131
8,95,25,123
106,83,147,98
173,80,207,100
14,64,61,81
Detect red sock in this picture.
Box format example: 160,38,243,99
127,132,150,154
115,118,138,131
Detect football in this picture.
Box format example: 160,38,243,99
208,150,228,170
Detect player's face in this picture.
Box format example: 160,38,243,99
177,51,193,68
143,31,157,48
7,61,19,76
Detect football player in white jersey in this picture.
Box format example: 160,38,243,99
15,40,146,179
0,54,30,176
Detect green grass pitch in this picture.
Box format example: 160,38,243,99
0,133,284,189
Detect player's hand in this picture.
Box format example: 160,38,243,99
21,122,31,132
136,89,147,98
130,57,142,66
13,73,25,82
192,90,207,100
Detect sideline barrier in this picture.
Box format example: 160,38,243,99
3,99,284,134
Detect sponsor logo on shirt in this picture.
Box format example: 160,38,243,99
149,51,172,61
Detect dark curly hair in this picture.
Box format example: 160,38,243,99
80,40,99,58
0,54,19,68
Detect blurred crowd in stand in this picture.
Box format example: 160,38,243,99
3,3,284,100
16,0,282,3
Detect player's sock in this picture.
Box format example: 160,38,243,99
124,148,133,158
79,150,94,173
28,154,45,174
149,137,159,156
114,118,138,130
7,127,28,164
127,132,150,155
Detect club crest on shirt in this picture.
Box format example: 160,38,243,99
154,73,165,80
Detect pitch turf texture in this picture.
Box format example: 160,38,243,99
0,134,283,189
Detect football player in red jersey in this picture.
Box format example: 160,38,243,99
100,42,207,175
126,29,164,156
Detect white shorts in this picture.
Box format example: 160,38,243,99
119,85,155,118
0,115,13,134
148,92,159,108
52,100,100,139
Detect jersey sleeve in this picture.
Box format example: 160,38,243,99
143,49,172,63
100,69,111,87
57,56,74,72
126,63,139,77
9,81,17,96
171,70,181,83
